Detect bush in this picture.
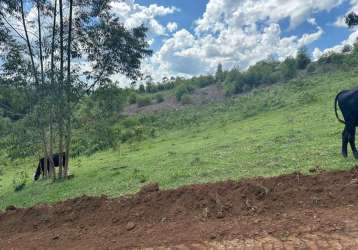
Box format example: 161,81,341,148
296,47,311,70
306,63,316,73
122,117,141,128
128,93,137,104
138,84,145,93
120,126,145,143
318,52,345,65
155,94,164,103
197,75,215,88
136,96,152,107
175,85,195,101
279,57,297,80
181,94,193,105
223,83,236,96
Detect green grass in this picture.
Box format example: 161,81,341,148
1,69,358,210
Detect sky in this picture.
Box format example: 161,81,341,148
3,0,358,86
109,0,358,85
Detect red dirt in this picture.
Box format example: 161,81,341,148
2,167,358,249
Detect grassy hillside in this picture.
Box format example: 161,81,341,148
1,69,358,210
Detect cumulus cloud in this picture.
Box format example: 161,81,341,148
312,28,358,60
334,16,347,27
312,47,324,61
333,0,358,28
110,0,178,36
167,22,178,33
195,0,342,33
146,0,329,81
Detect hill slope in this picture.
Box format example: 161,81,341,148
0,69,358,210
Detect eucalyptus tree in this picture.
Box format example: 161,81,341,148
0,0,152,179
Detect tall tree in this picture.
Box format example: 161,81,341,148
215,63,224,83
296,46,311,70
0,0,152,180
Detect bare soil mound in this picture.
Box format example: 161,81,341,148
2,167,358,249
122,85,225,116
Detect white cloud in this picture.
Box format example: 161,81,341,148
110,1,178,36
334,16,347,27
333,0,358,28
167,22,178,33
312,48,323,61
298,27,324,46
308,18,318,26
5,0,354,87
195,0,342,33
312,28,358,59
146,0,328,81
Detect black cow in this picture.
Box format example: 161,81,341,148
335,89,358,159
34,153,66,181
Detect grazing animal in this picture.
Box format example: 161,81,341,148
34,153,66,181
335,89,358,159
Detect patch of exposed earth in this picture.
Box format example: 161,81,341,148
2,167,358,249
122,85,225,116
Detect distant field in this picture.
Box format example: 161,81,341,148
1,69,358,210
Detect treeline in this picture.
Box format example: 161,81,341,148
128,41,358,108
222,43,358,96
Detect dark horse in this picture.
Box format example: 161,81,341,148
335,89,358,159
34,153,66,181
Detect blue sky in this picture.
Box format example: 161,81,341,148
112,0,358,82
14,0,358,84
135,0,353,55
134,0,208,51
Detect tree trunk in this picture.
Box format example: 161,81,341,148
49,0,58,181
64,0,73,179
58,0,64,179
58,125,64,179
49,113,55,179
36,0,54,179
20,0,38,85
36,0,45,86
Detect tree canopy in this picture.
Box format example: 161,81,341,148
0,0,152,180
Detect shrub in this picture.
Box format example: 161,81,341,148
136,96,152,107
306,63,316,73
296,47,311,70
122,117,141,128
181,94,193,105
175,85,195,101
279,57,297,80
318,52,345,65
223,83,236,96
155,94,164,103
197,75,215,88
120,129,136,142
138,84,145,93
128,93,137,104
